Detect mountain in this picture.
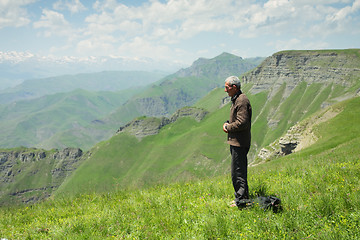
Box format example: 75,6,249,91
54,49,360,196
0,107,208,205
242,49,360,159
0,52,262,150
0,70,168,104
0,49,359,204
0,88,140,150
103,52,261,126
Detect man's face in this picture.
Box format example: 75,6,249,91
225,82,237,97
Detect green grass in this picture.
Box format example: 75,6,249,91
0,89,132,150
250,83,285,148
1,97,359,239
55,107,231,196
1,139,359,239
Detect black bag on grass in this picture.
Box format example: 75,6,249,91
253,196,282,212
238,196,282,212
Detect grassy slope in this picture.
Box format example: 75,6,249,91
54,68,358,196
0,89,135,149
55,102,231,195
53,88,237,196
1,96,359,239
249,81,348,155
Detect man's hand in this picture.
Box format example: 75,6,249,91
223,123,229,133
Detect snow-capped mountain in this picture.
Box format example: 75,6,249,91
0,51,183,90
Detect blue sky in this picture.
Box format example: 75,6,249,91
0,0,359,69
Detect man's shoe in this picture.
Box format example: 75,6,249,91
229,200,237,207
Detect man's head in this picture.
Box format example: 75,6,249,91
225,76,241,97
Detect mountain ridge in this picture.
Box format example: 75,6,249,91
103,52,260,124
0,70,167,104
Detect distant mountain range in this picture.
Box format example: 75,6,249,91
0,70,168,104
0,51,179,90
0,52,264,150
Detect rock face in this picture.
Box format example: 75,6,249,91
254,104,342,164
256,125,302,162
169,107,208,122
117,107,208,139
241,50,360,160
243,50,360,99
117,117,171,139
0,147,84,205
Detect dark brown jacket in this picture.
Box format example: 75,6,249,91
227,91,252,148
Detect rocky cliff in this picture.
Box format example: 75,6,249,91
242,49,360,160
254,101,343,165
117,107,208,139
0,147,84,205
244,50,360,100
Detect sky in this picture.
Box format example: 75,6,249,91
0,0,359,69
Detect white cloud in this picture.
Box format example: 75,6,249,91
66,0,359,63
93,0,119,12
327,0,360,21
117,36,171,58
33,9,73,37
80,0,244,59
272,38,330,52
0,0,36,29
8,0,356,66
238,0,360,39
53,0,87,14
76,36,115,56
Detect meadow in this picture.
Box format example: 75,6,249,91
1,97,359,239
1,138,359,239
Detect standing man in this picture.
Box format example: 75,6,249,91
223,76,252,208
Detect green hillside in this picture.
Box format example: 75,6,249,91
0,89,135,149
54,67,359,196
1,96,359,239
55,103,230,195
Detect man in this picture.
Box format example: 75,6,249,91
223,76,252,208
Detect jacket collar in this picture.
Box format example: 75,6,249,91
231,90,242,103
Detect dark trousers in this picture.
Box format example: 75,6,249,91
230,145,249,205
